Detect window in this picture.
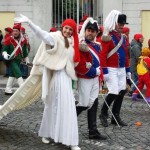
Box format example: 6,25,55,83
52,0,100,28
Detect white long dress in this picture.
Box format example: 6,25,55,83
26,22,79,146
38,69,79,146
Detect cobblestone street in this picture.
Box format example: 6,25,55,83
0,84,149,150
0,0,150,150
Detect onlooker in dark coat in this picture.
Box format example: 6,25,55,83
130,33,144,93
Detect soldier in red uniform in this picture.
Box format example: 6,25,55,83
122,26,132,95
49,27,57,32
75,17,107,140
96,25,104,43
99,10,130,127
20,27,30,79
20,27,30,53
3,27,13,77
2,24,29,95
4,27,13,40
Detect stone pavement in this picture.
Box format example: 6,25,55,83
0,76,150,150
0,75,8,87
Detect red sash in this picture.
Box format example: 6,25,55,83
10,37,26,57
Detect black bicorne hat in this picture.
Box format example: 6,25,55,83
85,22,99,32
118,14,128,24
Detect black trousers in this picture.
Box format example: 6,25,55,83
76,98,98,131
112,90,126,115
101,90,126,116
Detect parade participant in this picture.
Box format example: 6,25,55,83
132,40,150,103
96,25,104,43
4,27,13,40
130,33,144,95
20,27,30,53
122,26,132,95
99,10,130,127
20,26,30,79
2,24,29,95
49,27,57,32
13,14,81,150
75,17,107,140
3,27,13,77
122,26,130,49
78,15,89,33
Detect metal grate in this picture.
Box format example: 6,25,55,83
52,0,102,29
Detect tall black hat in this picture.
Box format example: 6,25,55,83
118,14,128,24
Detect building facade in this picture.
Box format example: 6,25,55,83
0,0,150,74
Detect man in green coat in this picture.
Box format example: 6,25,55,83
2,23,29,95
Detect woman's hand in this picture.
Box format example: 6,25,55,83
14,14,30,24
14,14,55,46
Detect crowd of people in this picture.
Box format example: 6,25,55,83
0,9,150,150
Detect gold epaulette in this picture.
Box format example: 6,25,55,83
101,35,112,42
79,44,89,52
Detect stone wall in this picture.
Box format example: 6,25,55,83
123,0,149,42
0,0,52,62
0,0,53,74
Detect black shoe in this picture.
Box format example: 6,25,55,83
89,130,107,140
22,76,28,79
111,117,127,126
5,92,13,96
137,94,143,99
99,114,108,127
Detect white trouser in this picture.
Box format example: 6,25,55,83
76,77,99,107
17,77,24,87
5,77,15,93
106,67,126,95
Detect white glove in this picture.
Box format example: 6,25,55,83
86,62,92,69
104,74,109,81
96,67,101,76
25,57,30,64
126,72,131,79
14,14,54,46
14,14,30,24
2,52,10,60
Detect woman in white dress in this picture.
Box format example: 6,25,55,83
14,15,81,150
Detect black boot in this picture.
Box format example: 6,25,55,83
111,90,127,126
99,114,108,127
89,130,107,140
88,98,107,140
76,106,88,116
111,114,127,126
5,92,13,95
99,94,117,127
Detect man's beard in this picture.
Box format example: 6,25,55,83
86,35,94,41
